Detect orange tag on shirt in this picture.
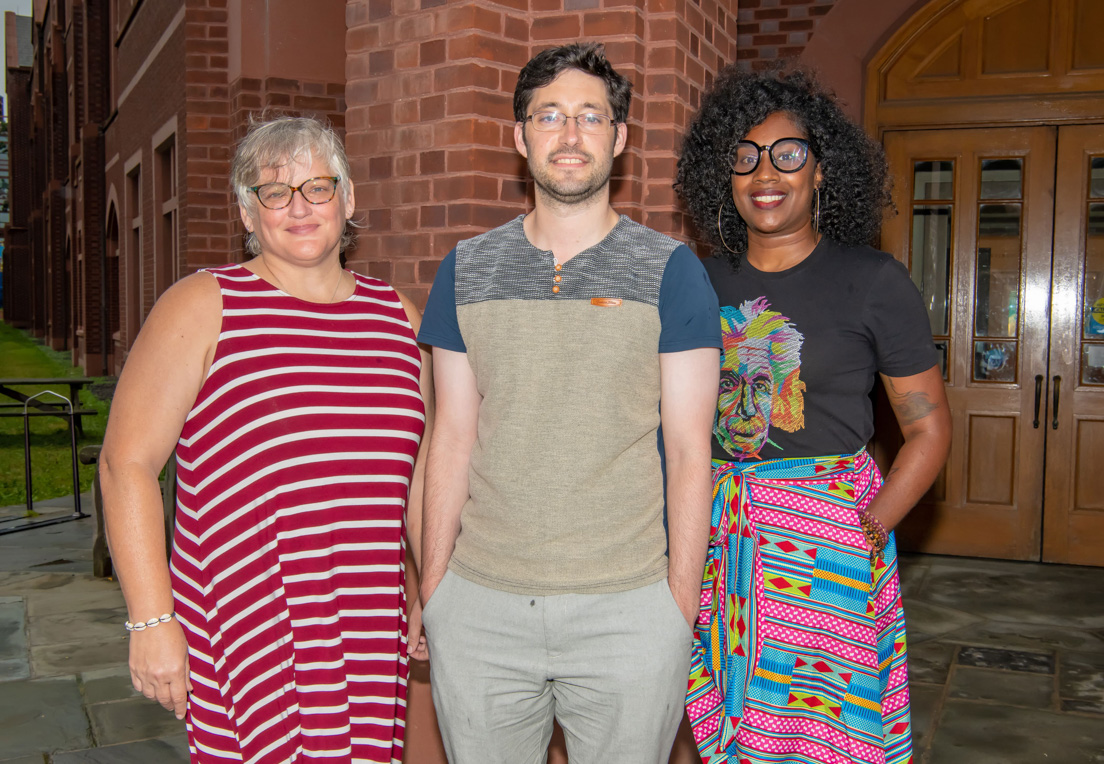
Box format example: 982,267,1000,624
591,298,622,307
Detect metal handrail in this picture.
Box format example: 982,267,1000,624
0,390,89,535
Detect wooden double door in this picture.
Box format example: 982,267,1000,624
880,124,1104,566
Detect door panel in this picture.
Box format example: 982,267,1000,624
1042,124,1104,565
881,127,1055,560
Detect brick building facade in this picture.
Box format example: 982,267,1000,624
5,0,347,375
1,2,110,373
6,0,1102,758
12,0,991,376
3,13,33,330
9,0,854,374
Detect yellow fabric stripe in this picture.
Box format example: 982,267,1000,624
814,569,865,589
754,669,791,684
844,693,882,713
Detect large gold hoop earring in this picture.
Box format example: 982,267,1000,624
716,196,745,255
813,187,822,237
813,187,820,236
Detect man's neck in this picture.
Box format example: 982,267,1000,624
523,193,621,264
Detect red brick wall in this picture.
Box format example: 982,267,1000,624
73,0,111,375
345,0,739,307
183,0,236,271
737,0,838,70
104,0,189,361
230,77,347,144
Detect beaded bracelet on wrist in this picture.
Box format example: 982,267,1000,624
858,512,888,562
124,612,176,632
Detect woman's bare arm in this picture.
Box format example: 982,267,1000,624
100,272,221,719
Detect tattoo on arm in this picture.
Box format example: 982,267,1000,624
886,379,937,424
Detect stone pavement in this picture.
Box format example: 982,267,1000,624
0,496,188,763
2,496,1103,763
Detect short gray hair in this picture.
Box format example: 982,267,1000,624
230,116,357,255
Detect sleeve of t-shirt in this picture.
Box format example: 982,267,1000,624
416,249,466,353
658,244,722,353
863,257,940,377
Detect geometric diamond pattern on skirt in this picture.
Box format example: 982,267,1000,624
687,451,914,764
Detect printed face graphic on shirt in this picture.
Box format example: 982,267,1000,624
716,298,806,459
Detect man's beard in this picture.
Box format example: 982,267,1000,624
527,144,614,207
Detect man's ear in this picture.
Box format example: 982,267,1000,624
612,121,627,158
514,121,529,159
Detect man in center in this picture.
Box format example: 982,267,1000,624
417,43,721,763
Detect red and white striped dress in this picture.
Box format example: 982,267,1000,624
170,264,425,763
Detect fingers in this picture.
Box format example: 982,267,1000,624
410,635,429,661
128,624,191,719
170,675,189,719
154,679,176,712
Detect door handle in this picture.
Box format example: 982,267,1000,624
1052,375,1061,430
1033,375,1043,428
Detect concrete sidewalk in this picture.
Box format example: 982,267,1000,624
2,495,1104,763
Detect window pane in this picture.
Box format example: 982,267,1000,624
1083,344,1104,385
913,160,954,200
1085,204,1104,339
974,341,1017,382
1091,157,1104,199
911,205,952,335
980,158,1023,200
934,340,949,379
975,203,1022,338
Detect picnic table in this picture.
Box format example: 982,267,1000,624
0,377,96,436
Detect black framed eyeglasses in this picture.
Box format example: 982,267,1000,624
524,110,614,134
250,176,340,210
731,138,811,176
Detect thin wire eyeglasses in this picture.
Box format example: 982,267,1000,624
731,138,811,176
250,176,340,210
524,110,615,134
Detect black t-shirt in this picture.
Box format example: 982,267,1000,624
703,238,939,462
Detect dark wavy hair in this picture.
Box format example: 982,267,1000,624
676,67,891,268
514,42,633,124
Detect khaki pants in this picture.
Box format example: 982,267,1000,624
421,572,692,764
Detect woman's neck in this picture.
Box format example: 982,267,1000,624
745,226,821,273
250,254,348,303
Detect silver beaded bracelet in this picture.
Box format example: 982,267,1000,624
124,612,176,632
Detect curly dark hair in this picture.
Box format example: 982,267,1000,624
676,67,891,268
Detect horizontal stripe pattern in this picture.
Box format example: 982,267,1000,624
171,265,423,763
687,453,913,764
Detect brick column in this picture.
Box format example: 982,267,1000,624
344,1,526,304
183,0,236,271
345,0,739,305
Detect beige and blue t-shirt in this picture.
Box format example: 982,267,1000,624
419,215,720,595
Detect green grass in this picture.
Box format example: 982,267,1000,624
0,320,111,507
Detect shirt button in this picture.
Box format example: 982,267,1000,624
552,285,560,294
554,263,562,271
554,275,562,283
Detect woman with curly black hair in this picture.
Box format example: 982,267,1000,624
678,68,951,764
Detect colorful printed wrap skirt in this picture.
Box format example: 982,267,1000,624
686,451,914,764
